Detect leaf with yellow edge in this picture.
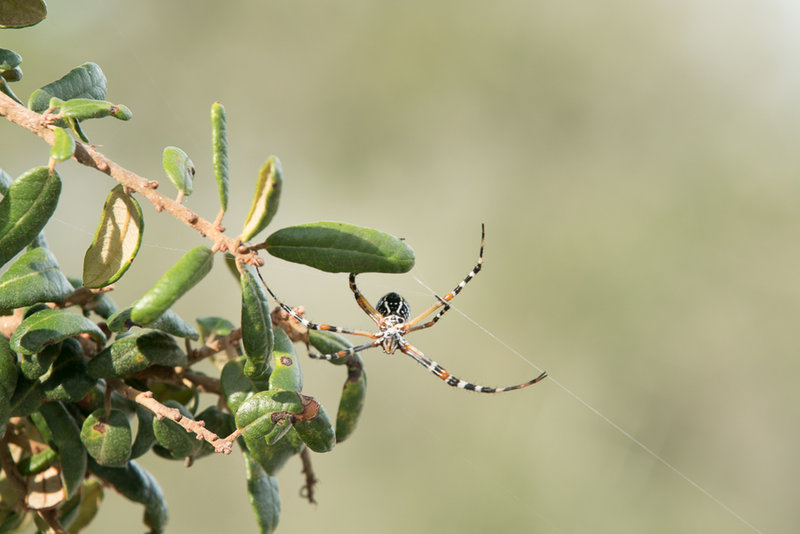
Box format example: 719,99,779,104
241,156,282,242
82,184,143,288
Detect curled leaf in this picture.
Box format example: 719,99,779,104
87,329,186,379
50,98,132,121
211,102,229,214
241,156,282,242
268,328,302,392
82,184,144,288
240,264,273,379
264,221,415,274
130,246,214,325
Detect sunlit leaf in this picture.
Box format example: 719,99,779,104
50,127,75,161
107,307,198,340
130,246,214,325
0,166,61,268
267,328,302,392
162,146,195,197
211,101,229,214
52,97,132,121
241,156,282,242
264,221,415,273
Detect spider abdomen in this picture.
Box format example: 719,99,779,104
375,292,410,322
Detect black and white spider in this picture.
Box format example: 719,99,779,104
259,225,547,393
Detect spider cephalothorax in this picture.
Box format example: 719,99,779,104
260,224,547,393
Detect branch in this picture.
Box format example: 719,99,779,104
0,91,261,267
113,382,240,455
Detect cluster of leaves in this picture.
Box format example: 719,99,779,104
0,5,415,534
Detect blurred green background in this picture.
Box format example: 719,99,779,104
2,0,798,532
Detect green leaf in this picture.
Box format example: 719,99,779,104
9,373,43,417
0,66,22,83
0,168,12,195
335,354,366,442
39,402,87,498
151,401,201,459
28,63,107,113
241,157,282,242
244,453,281,534
80,409,132,467
19,342,59,379
292,398,335,453
264,222,415,274
0,337,17,436
86,459,168,534
0,48,22,70
0,77,23,104
10,308,105,356
268,328,302,392
41,338,95,402
240,265,273,379
107,307,198,340
131,246,214,325
210,102,229,214
82,184,144,288
49,127,76,161
0,167,61,268
0,247,74,309
51,98,131,121
161,146,195,197
0,0,47,28
235,390,304,444
87,330,186,379
221,358,268,415
193,405,235,459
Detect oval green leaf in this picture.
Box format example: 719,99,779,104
0,247,74,308
80,408,131,467
87,329,186,379
0,337,17,436
264,222,415,274
244,427,303,477
130,246,214,325
292,399,335,453
28,63,107,113
0,0,46,28
0,167,61,268
0,48,22,70
211,102,229,214
19,342,59,379
240,265,273,379
82,184,144,288
244,454,281,534
53,98,131,121
9,308,105,356
49,127,75,161
308,330,352,367
268,328,302,392
130,406,156,460
235,390,303,444
241,156,282,242
162,146,195,197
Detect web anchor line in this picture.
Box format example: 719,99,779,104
412,275,762,534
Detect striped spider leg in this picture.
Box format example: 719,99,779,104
257,224,547,393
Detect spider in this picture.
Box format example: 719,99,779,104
258,224,547,393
